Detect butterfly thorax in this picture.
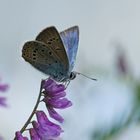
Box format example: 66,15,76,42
53,71,76,82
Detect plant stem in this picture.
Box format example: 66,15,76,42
13,80,43,140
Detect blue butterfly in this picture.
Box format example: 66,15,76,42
22,26,79,82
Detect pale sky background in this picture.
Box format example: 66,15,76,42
0,0,140,140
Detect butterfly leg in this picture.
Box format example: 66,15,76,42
64,80,70,89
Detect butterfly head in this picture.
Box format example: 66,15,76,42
69,72,77,80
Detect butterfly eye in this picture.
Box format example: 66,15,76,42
55,60,58,63
70,72,76,80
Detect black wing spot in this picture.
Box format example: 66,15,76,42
23,48,26,51
33,57,36,60
33,48,38,52
52,38,55,40
49,51,52,55
50,39,53,42
42,44,46,47
47,42,51,45
33,54,36,56
55,60,58,63
41,49,45,52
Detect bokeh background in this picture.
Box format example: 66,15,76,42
0,0,140,139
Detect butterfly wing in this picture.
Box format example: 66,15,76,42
35,26,69,73
22,41,68,81
60,26,79,72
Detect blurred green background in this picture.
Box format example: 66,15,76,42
0,0,140,139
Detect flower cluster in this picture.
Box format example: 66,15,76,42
0,78,8,107
42,79,72,123
0,136,3,140
0,78,8,140
15,78,72,140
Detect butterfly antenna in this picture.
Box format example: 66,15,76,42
75,72,97,81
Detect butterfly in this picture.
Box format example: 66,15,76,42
22,26,79,82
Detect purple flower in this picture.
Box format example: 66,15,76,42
0,97,7,107
42,79,72,123
14,78,72,139
0,84,8,92
15,131,28,140
115,46,129,76
0,136,3,140
32,111,63,140
0,79,8,107
29,128,40,140
47,107,64,123
0,79,8,139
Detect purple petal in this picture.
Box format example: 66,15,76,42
29,128,40,140
32,121,50,140
32,119,63,140
0,97,7,107
48,91,66,99
15,131,28,140
42,79,56,90
42,79,65,95
47,107,64,123
48,98,72,109
43,92,66,103
46,84,65,94
36,111,63,130
0,84,8,92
